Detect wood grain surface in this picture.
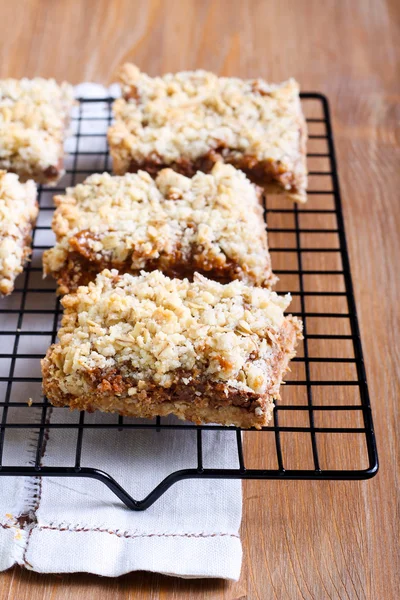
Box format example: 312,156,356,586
0,0,399,598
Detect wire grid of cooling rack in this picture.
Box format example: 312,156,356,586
0,93,378,510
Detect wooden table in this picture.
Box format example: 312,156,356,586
1,1,399,598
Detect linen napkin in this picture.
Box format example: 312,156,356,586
0,84,242,580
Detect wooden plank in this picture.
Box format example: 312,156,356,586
0,0,399,598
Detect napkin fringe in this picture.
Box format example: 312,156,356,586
27,522,240,540
9,408,53,567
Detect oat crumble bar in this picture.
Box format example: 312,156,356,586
43,163,276,295
41,269,302,428
0,77,75,185
0,170,38,295
108,64,307,202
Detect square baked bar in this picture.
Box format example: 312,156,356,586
42,270,302,428
0,77,75,185
43,163,276,294
108,64,307,202
0,171,38,295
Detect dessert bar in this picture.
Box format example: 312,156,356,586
42,269,302,429
0,170,38,295
0,77,74,184
108,64,307,202
43,163,276,294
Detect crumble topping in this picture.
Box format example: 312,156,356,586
44,162,275,287
48,269,298,395
0,170,38,294
108,63,307,198
0,77,74,181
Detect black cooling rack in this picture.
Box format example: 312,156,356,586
0,94,378,510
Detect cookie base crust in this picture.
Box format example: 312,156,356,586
2,159,65,186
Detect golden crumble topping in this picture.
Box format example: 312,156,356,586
108,63,307,202
0,170,38,295
44,269,300,396
43,163,276,290
0,77,74,184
